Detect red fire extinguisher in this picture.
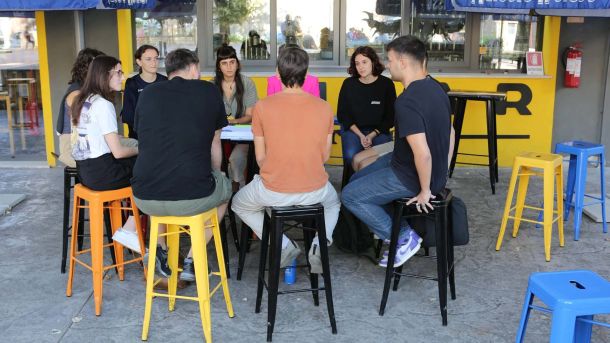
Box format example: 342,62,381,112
563,45,582,88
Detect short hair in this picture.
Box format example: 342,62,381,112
348,46,385,77
386,35,427,66
165,48,199,76
277,47,308,88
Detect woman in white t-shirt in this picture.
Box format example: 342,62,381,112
71,55,138,191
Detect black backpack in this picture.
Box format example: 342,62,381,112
409,196,469,248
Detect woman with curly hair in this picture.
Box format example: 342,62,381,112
55,48,105,167
337,45,396,167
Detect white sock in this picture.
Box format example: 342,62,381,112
312,236,319,246
281,235,290,249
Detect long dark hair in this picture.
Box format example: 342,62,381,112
135,44,159,74
72,55,121,126
214,44,245,117
70,48,105,85
348,46,385,77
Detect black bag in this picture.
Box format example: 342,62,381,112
409,196,469,248
333,205,374,254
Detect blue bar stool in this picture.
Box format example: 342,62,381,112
555,141,607,240
516,270,610,343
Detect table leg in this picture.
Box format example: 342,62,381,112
449,98,466,178
485,100,496,194
492,100,499,183
5,97,15,157
18,95,26,150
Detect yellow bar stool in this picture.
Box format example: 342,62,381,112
142,208,234,342
496,152,565,261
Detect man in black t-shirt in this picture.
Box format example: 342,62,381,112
131,49,232,282
343,35,454,268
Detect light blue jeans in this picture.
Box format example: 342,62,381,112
342,153,416,241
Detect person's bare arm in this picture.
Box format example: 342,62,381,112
104,133,138,158
254,136,266,168
322,134,332,162
211,129,222,171
448,125,455,166
405,133,434,213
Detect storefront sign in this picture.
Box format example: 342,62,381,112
526,52,544,76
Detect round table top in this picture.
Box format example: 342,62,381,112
7,78,36,83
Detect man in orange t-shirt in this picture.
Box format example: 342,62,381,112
231,47,340,274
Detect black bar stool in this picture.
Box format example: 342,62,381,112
255,204,337,342
448,91,506,194
379,189,456,326
61,167,116,273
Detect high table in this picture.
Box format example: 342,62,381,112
447,90,507,194
0,90,18,157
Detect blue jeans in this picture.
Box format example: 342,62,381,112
342,158,416,241
341,129,392,166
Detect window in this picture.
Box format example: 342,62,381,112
277,0,335,62
344,0,401,61
135,1,197,70
196,0,544,72
409,0,467,63
479,14,540,71
212,0,271,61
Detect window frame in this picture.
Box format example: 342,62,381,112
194,0,543,74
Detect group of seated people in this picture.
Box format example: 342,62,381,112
56,34,454,283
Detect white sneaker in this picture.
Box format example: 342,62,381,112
112,228,141,252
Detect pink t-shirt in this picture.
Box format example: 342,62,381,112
266,74,320,97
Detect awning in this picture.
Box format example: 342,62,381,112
0,1,99,10
448,0,610,17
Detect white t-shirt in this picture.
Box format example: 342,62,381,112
72,95,117,161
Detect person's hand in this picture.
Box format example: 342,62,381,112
360,135,372,149
365,131,378,143
406,189,435,213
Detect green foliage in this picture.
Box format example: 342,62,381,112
214,0,253,27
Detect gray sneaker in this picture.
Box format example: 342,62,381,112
308,243,323,274
280,239,301,268
180,257,195,282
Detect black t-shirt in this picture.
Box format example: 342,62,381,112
391,77,451,195
337,75,396,133
120,73,168,125
131,77,228,201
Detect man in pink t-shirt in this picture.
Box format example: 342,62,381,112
232,47,340,274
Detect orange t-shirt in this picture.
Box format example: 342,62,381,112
252,91,334,193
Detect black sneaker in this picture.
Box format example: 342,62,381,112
155,246,172,278
180,257,195,282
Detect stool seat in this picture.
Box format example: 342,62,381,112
516,270,610,343
269,204,324,216
531,270,610,311
515,152,563,169
556,141,605,155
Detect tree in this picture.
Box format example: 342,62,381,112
214,0,253,43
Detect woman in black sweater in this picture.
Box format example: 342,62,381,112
121,45,167,139
337,46,396,166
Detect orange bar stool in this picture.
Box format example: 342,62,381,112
142,208,234,342
66,184,146,316
496,152,565,261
